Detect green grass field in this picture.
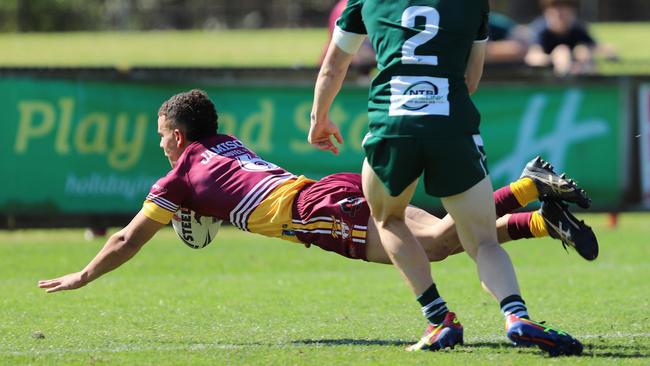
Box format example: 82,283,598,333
0,29,327,68
0,23,649,74
1,213,649,365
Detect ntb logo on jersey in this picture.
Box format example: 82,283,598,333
389,76,449,116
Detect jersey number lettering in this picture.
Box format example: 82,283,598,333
237,154,278,172
401,6,440,66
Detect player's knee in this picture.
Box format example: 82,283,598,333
368,201,406,224
374,212,406,229
477,239,500,249
464,246,479,260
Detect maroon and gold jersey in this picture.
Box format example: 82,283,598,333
142,134,314,241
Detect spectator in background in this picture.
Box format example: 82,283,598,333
525,0,618,76
485,11,529,64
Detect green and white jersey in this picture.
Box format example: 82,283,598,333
334,0,489,138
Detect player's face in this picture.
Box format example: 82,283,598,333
157,116,184,168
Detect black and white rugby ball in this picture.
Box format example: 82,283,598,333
171,208,222,249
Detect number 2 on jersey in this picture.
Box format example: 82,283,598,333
401,6,440,66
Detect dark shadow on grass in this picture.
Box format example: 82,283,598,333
586,343,650,351
292,339,650,359
580,342,650,359
451,341,650,359
465,342,650,359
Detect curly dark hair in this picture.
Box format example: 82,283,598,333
158,89,218,141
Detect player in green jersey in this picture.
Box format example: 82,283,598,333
309,0,583,356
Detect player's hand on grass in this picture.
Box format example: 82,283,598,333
38,272,88,293
308,118,343,155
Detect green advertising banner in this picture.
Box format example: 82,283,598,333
0,77,624,215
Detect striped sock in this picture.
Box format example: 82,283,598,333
500,294,529,319
493,178,539,218
510,178,539,207
493,185,522,218
506,212,549,240
529,211,549,237
417,283,449,325
507,212,534,240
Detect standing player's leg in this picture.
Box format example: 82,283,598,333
362,159,462,352
361,159,431,295
441,176,522,302
427,134,553,350
441,176,584,355
437,150,583,356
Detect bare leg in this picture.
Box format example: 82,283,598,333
361,159,432,296
366,206,513,264
441,176,520,302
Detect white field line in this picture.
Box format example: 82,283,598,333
3,332,650,356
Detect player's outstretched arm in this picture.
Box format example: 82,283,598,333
38,211,164,293
309,42,353,155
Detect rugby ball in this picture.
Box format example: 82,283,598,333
171,208,222,249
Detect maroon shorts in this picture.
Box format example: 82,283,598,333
292,173,370,261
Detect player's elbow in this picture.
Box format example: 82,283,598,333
319,63,345,81
465,70,482,95
467,82,479,95
320,55,351,80
112,231,145,253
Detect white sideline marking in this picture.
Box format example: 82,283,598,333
4,332,650,356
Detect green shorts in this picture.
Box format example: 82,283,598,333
362,133,489,197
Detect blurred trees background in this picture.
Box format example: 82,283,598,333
0,0,648,32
